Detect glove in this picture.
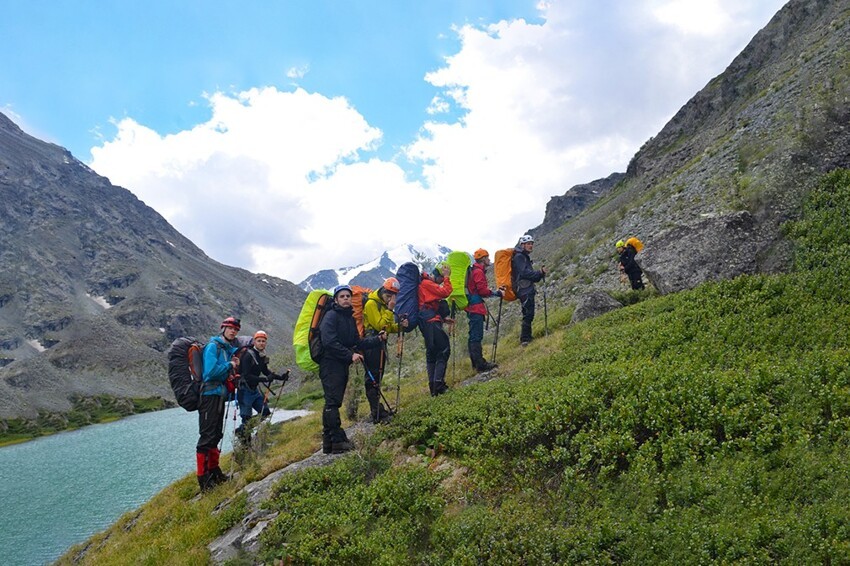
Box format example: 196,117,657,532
275,370,290,383
225,376,236,394
493,289,503,297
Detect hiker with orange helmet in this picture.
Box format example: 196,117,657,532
419,262,453,396
361,277,401,423
235,330,290,439
196,316,242,491
465,249,504,372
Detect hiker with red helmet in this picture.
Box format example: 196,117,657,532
361,277,401,423
318,285,387,453
235,330,290,440
419,262,453,396
465,249,504,372
196,316,241,491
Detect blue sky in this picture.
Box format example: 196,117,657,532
1,1,787,282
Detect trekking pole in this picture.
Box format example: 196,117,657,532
492,297,503,363
395,321,405,412
450,304,456,382
542,270,549,337
361,365,396,416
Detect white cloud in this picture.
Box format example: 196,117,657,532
88,1,786,283
286,64,310,80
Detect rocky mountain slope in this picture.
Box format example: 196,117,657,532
0,113,306,420
533,0,849,302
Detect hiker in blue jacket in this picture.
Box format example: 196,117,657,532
235,330,289,440
511,235,547,346
318,285,386,454
196,316,241,492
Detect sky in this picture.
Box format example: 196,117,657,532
1,0,788,283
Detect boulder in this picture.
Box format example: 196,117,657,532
571,291,623,323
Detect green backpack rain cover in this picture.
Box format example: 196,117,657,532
293,289,332,372
446,250,472,311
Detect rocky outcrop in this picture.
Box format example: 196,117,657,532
532,173,624,237
571,291,623,323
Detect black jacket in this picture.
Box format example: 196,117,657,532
511,246,545,296
619,245,643,276
238,346,272,390
319,303,382,364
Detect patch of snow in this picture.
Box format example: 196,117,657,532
269,409,311,425
158,327,166,333
166,240,176,247
27,339,46,352
86,293,112,309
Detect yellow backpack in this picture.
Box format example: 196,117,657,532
626,236,644,253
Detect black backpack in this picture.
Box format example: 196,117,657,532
167,337,205,411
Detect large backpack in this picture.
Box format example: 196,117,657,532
446,250,471,312
293,289,332,372
394,262,421,332
349,285,373,338
494,249,517,302
167,336,206,412
626,236,644,253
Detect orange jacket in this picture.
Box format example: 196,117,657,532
418,273,453,322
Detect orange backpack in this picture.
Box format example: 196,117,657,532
626,236,644,253
494,249,517,302
349,285,373,338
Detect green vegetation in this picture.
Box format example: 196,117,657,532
60,171,850,564
0,395,169,446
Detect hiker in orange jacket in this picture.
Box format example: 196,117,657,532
418,262,453,396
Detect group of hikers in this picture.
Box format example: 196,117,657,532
193,234,642,490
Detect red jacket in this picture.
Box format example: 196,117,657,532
418,273,452,323
465,262,495,316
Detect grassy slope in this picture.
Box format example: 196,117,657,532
60,171,850,564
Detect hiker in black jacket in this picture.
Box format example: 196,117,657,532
318,285,386,454
511,235,547,346
235,330,289,439
616,240,645,290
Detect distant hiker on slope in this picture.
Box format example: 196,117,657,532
235,330,289,440
318,285,386,454
511,235,547,346
362,278,401,424
465,249,504,372
197,316,241,492
616,239,645,290
419,262,453,396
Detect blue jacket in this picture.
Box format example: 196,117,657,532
202,335,238,397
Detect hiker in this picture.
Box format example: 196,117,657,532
465,249,503,372
318,285,387,454
362,278,401,424
196,316,241,491
616,239,645,290
419,262,453,396
235,330,289,439
511,235,547,346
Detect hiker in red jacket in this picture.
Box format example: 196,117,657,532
418,262,453,396
465,249,504,372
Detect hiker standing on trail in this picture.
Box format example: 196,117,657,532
419,262,453,396
512,235,547,346
196,316,241,491
465,249,503,372
362,278,401,424
235,330,289,439
318,285,387,454
616,240,645,290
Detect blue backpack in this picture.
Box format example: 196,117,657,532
394,262,421,332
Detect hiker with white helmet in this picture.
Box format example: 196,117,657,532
511,235,547,346
318,285,387,453
235,330,290,440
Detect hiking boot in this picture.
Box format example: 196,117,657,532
331,440,355,454
372,404,393,424
209,467,229,485
521,341,530,347
322,439,333,454
197,473,214,492
477,360,498,372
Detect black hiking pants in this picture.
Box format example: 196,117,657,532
519,291,536,343
319,359,350,443
197,393,226,453
421,319,450,396
362,343,386,416
626,268,645,290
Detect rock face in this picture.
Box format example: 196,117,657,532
532,173,625,238
526,0,850,313
571,291,623,324
0,113,306,420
